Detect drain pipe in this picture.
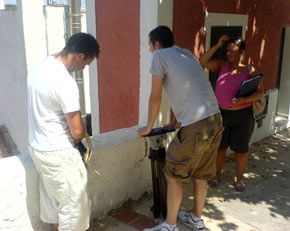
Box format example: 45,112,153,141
69,0,86,119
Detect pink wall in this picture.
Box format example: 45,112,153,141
95,0,140,133
173,0,290,90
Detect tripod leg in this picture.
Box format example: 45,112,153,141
157,155,167,219
151,158,161,218
160,161,167,219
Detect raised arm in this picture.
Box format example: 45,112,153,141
200,35,229,73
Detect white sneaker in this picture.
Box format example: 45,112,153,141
143,222,179,231
178,211,205,231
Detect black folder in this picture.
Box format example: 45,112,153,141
235,74,263,98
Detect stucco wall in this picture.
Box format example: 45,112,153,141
88,138,152,217
0,8,28,153
44,6,67,55
86,0,161,215
0,0,53,153
95,0,140,133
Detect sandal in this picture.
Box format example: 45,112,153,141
208,178,220,187
235,182,246,192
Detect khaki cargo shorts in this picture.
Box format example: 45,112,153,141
164,113,223,182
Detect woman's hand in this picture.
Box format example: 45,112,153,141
232,97,246,105
200,35,228,72
217,35,229,48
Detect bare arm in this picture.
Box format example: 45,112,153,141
234,66,265,105
64,111,85,142
170,111,178,128
138,76,163,137
236,83,264,104
200,35,229,73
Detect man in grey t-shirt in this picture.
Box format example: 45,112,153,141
138,26,223,231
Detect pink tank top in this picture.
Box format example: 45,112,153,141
215,62,252,108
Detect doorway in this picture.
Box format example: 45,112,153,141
209,26,242,89
276,27,290,120
204,12,248,87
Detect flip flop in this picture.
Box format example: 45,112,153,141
208,178,220,187
235,182,246,192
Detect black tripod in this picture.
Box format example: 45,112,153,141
145,126,175,219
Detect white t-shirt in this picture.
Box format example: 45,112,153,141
150,45,220,127
27,56,80,151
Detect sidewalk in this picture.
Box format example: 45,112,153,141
88,128,290,231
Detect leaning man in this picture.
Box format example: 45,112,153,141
27,33,100,231
138,26,223,231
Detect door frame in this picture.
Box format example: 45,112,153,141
276,27,290,120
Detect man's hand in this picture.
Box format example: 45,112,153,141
138,126,152,137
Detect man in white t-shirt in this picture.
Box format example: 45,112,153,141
27,33,99,231
138,26,223,231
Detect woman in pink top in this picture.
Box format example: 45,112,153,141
200,35,264,192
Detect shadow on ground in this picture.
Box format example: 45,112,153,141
181,128,290,230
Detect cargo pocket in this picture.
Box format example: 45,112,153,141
192,130,215,155
165,154,191,180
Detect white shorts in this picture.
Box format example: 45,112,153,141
28,145,90,231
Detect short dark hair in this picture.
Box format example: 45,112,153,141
226,37,245,51
149,25,174,48
63,32,100,59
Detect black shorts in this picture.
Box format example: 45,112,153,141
219,107,255,153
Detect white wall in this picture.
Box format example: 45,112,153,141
0,0,4,9
88,138,152,217
44,6,66,55
0,8,28,153
0,0,49,153
0,3,72,153
19,0,47,70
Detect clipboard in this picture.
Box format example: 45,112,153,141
235,74,263,98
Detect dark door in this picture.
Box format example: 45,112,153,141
209,26,243,90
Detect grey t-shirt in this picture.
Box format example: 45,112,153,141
150,45,220,127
